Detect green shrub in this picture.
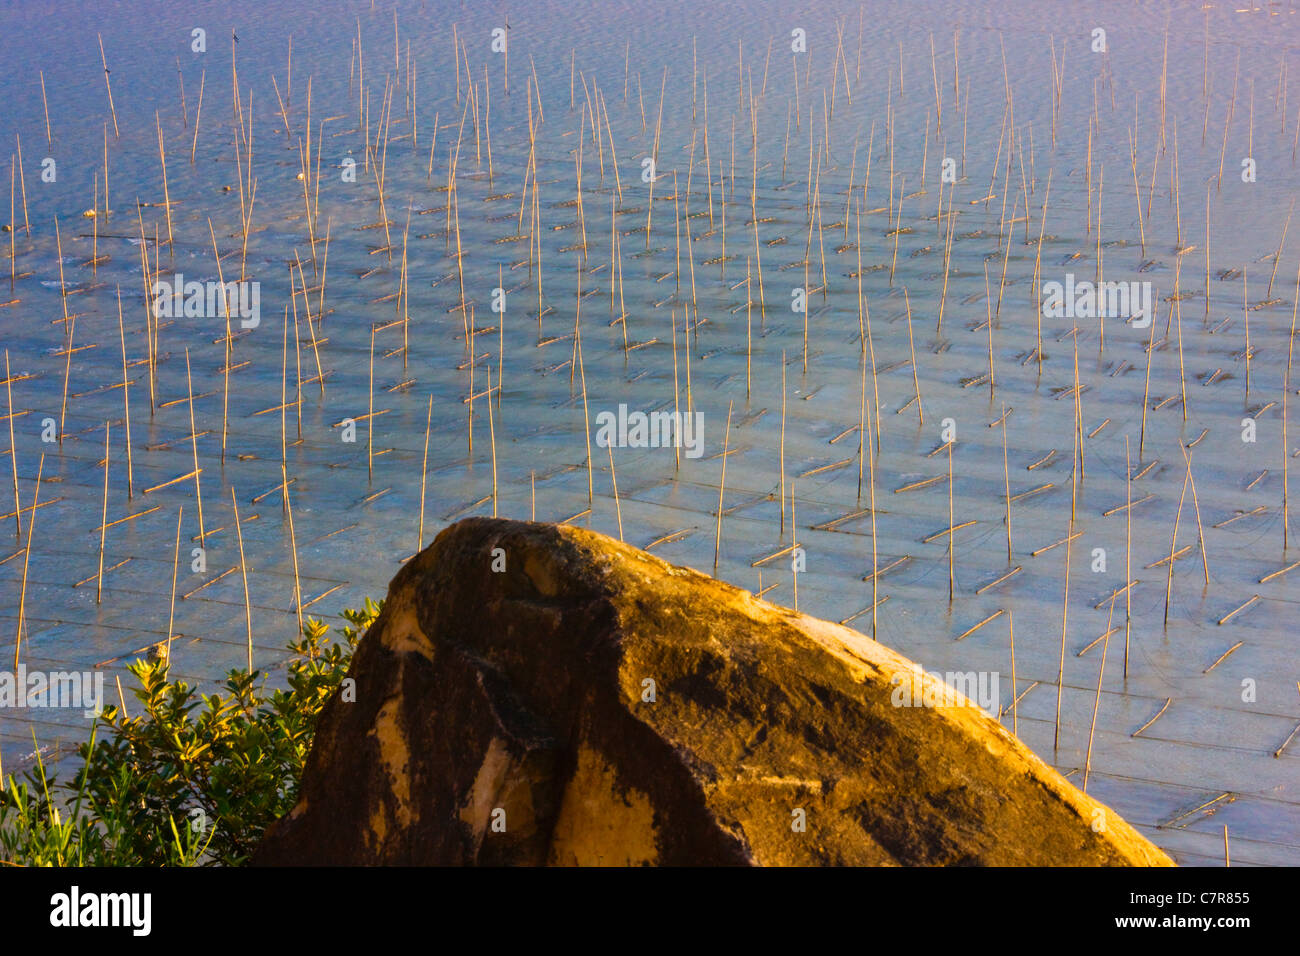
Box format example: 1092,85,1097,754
0,598,380,867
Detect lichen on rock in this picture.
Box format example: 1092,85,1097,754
253,517,1173,867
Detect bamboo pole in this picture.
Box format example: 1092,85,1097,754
890,176,904,286
55,219,73,441
671,310,681,471
780,352,786,534
166,505,183,660
1124,435,1132,678
191,69,205,163
1055,428,1078,754
13,453,44,669
39,70,52,146
280,306,289,470
577,326,593,507
7,158,14,292
1002,406,1012,561
1285,372,1291,553
97,422,109,603
1164,463,1192,629
98,34,120,137
858,281,867,499
418,394,431,552
293,254,324,394
282,462,302,638
368,326,375,480
947,441,956,602
1033,172,1053,366
208,218,232,463
904,288,924,425
868,395,878,639
714,400,733,571
184,348,205,544
986,262,997,398
15,135,28,234
608,442,622,541
156,113,174,251
859,207,881,446
317,217,332,332
231,487,254,672
91,173,99,273
1204,181,1211,316
137,211,155,414
1139,300,1158,458
1243,268,1250,407
791,479,798,611
486,367,498,517
1083,594,1116,790
1181,443,1211,585
1006,610,1018,733
746,257,753,397
4,350,18,538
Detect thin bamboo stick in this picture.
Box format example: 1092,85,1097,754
156,113,174,250
1285,372,1291,553
207,218,232,463
746,257,753,397
1164,462,1192,628
858,276,867,500
904,288,924,425
97,422,109,603
791,478,798,611
15,135,28,234
7,158,14,291
12,453,43,669
1008,610,1017,734
191,69,205,163
1002,406,1012,561
184,348,205,544
577,326,593,506
1055,437,1077,754
98,34,120,137
868,379,878,639
486,367,498,517
39,70,52,146
780,352,787,534
282,462,302,638
231,487,253,672
4,350,18,538
1140,300,1158,458
1083,594,1116,790
418,394,431,551
1125,435,1133,678
608,442,622,541
1181,443,1211,585
947,441,956,602
368,326,375,480
714,400,733,570
166,505,183,660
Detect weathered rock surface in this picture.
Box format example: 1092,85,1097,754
254,517,1173,866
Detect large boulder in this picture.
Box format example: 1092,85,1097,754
254,517,1173,866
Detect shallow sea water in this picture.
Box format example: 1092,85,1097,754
0,0,1297,864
